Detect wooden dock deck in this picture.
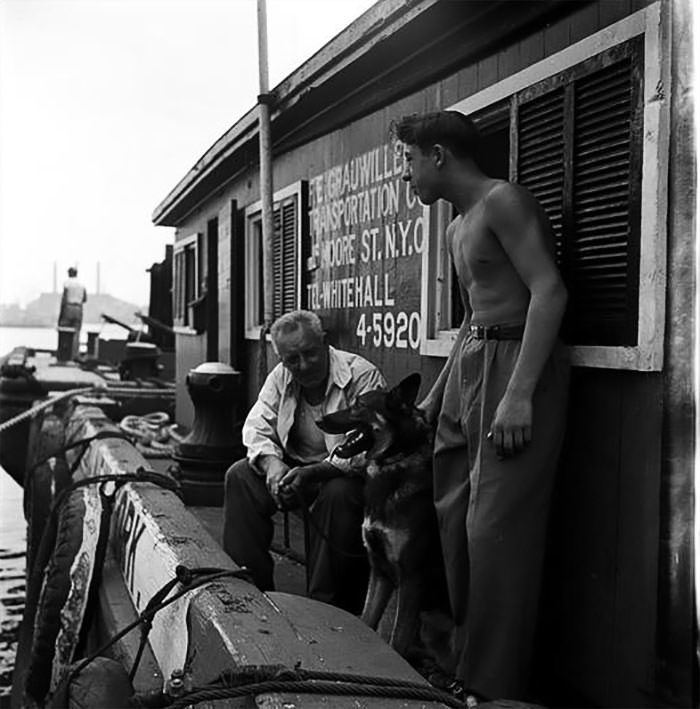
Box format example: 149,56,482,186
190,505,309,598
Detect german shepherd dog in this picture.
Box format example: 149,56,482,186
317,373,450,659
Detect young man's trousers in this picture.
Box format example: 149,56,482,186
434,335,569,700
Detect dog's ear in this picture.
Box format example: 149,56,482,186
392,373,421,407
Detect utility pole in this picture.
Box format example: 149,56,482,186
257,0,274,329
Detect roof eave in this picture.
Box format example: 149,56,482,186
152,0,441,226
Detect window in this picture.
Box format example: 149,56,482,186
173,232,203,329
244,181,307,338
420,3,669,370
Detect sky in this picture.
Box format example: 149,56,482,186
0,0,377,308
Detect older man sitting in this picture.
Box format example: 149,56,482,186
223,310,386,613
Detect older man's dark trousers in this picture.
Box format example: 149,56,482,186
223,458,368,614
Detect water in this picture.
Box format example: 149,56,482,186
0,325,128,702
0,323,131,355
0,472,24,703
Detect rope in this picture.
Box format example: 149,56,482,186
119,412,180,458
173,680,464,707
27,430,132,476
165,665,466,708
104,386,176,395
0,385,98,433
68,565,254,684
48,467,181,520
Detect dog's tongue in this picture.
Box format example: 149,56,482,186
334,428,370,458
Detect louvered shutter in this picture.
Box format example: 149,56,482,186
516,37,642,346
570,49,642,344
517,87,566,264
272,196,298,319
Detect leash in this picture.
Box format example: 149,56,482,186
290,488,367,560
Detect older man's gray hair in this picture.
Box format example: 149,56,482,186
270,310,325,352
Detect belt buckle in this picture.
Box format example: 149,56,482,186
471,324,499,340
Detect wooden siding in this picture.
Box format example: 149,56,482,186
539,369,662,707
655,0,695,702
217,200,233,366
174,333,206,428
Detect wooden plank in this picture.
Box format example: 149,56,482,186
477,54,498,91
518,28,545,67
217,201,232,365
610,373,661,706
457,63,478,103
539,369,622,704
206,217,219,360
33,364,104,391
653,0,696,700
567,2,601,44
599,0,632,28
543,15,571,56
175,504,309,606
262,592,446,707
438,74,460,109
497,42,521,81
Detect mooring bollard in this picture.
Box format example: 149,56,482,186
172,362,244,506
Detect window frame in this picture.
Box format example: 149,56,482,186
172,232,200,333
244,180,306,339
419,2,669,370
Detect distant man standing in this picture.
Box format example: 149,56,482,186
397,111,569,702
58,267,87,359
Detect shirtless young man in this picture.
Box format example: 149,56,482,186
396,111,569,702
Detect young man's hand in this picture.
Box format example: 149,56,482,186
417,396,440,427
488,392,533,459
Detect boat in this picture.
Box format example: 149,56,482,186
2,255,462,708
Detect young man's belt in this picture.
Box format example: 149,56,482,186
469,323,525,340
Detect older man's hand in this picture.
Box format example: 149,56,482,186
259,456,290,507
278,462,340,510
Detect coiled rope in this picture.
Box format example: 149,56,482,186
119,412,184,458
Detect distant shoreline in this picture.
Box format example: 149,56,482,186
0,322,118,329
